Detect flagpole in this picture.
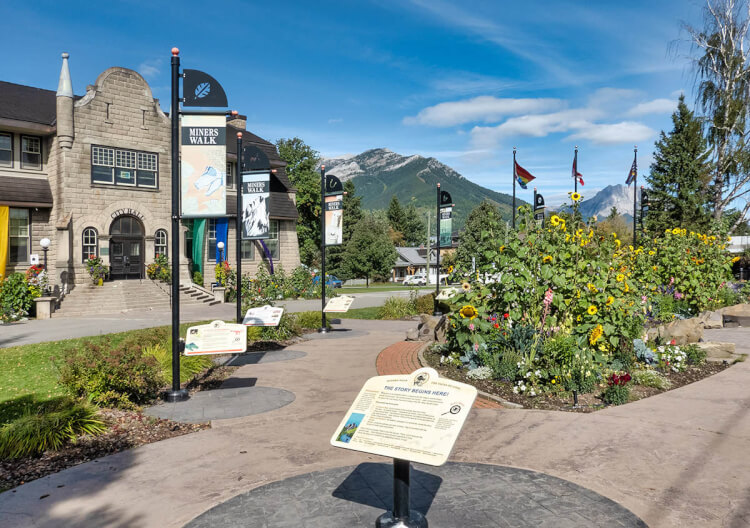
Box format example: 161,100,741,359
633,145,637,246
512,147,517,229
574,146,578,194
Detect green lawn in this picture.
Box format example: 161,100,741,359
335,307,383,319
340,285,432,294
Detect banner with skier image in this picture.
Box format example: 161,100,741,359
180,115,226,218
325,194,343,246
241,171,270,239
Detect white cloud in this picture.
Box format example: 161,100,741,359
138,59,162,79
567,122,656,145
626,98,677,116
328,118,343,124
404,96,563,127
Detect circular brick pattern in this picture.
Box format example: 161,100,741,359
184,462,647,528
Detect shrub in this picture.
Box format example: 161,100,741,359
57,339,165,409
656,344,688,373
85,257,108,285
631,369,671,390
379,296,416,319
415,293,435,314
0,272,36,322
259,313,302,341
192,271,203,287
296,311,329,330
602,372,631,405
214,260,230,287
147,254,171,283
289,266,314,298
0,396,106,459
683,344,707,366
143,343,213,384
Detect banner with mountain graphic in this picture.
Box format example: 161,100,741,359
181,115,227,218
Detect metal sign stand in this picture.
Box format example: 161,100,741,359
376,458,428,528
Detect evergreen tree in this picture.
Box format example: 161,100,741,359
386,196,407,243
343,213,397,287
276,137,320,266
401,204,427,246
645,95,713,234
455,201,504,271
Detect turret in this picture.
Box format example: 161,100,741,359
56,52,74,149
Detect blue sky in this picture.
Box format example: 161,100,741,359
1,0,706,205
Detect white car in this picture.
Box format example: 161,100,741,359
403,273,427,286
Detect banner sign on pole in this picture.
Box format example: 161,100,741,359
182,69,228,108
324,194,343,246
440,190,452,207
324,295,354,312
534,193,545,209
326,173,343,195
243,305,284,326
180,115,227,218
184,320,247,355
330,367,477,466
241,171,270,239
241,145,270,172
439,207,452,248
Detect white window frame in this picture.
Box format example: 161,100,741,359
207,219,217,262
226,161,236,190
91,145,159,188
264,220,280,261
0,132,13,168
82,227,98,262
155,229,168,257
9,208,30,263
21,135,41,170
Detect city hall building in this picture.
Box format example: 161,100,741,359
0,54,300,298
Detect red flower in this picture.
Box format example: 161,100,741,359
494,323,499,329
503,313,509,319
669,339,676,345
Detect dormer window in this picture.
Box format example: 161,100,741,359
91,145,158,188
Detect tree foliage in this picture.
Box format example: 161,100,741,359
275,137,320,266
645,95,713,234
454,201,505,271
386,196,426,246
343,213,397,286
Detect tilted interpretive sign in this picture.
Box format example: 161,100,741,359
184,320,246,356
331,367,477,466
242,305,284,326
323,295,354,313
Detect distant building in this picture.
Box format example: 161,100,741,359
0,54,299,296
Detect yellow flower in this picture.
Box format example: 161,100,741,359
615,239,621,248
550,215,561,226
606,296,614,306
587,305,598,315
570,192,582,202
587,283,598,293
623,282,630,293
652,265,658,271
589,324,603,345
551,379,556,384
732,256,741,263
499,245,505,252
672,228,680,235
543,255,553,263
459,305,478,320
616,273,625,282
461,282,471,291
648,250,655,255
448,265,454,273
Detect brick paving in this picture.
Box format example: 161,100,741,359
376,341,503,409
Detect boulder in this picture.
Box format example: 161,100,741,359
651,318,704,345
695,341,739,362
722,303,750,317
416,314,446,343
698,311,723,329
405,327,420,341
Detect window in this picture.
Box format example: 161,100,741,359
9,208,29,262
226,162,235,190
183,220,193,259
155,229,168,257
21,136,41,170
82,227,98,262
0,133,12,167
91,145,158,188
207,219,217,261
263,220,280,260
241,239,254,260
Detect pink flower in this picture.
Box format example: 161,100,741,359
474,343,479,352
641,295,648,304
543,288,554,307
469,323,475,331
669,277,675,285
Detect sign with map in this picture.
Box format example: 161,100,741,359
180,115,227,218
243,305,284,326
324,295,354,313
331,367,477,466
184,320,246,356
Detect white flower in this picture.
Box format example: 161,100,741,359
529,389,536,396
520,385,526,392
513,386,519,394
535,370,541,377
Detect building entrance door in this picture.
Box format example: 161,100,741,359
109,215,144,279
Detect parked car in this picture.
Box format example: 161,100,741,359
403,273,427,286
312,274,343,288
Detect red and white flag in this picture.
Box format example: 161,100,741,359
572,151,584,186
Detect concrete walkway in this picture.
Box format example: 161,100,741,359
0,289,412,348
1,322,749,527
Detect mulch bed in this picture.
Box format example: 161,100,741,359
0,339,298,492
423,350,733,413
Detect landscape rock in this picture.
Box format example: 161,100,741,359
647,318,704,345
721,303,750,317
405,327,420,341
698,311,723,329
695,341,739,362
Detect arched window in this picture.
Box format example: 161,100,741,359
155,229,168,258
82,227,98,262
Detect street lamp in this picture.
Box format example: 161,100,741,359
40,238,50,295
217,241,225,263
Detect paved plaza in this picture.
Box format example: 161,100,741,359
0,320,749,527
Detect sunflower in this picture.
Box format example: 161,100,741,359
448,265,454,273
606,296,614,306
615,239,621,248
571,192,582,202
587,283,598,293
671,227,680,235
732,256,741,263
616,273,625,282
550,215,561,226
459,305,478,320
461,282,471,291
587,305,598,315
499,245,505,252
589,324,603,345
543,255,553,263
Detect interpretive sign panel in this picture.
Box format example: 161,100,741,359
324,194,343,246
331,367,477,466
243,305,284,326
324,295,354,313
181,115,227,218
435,287,458,300
184,320,246,356
241,171,270,239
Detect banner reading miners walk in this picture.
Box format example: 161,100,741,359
181,115,227,218
241,171,270,239
325,194,343,246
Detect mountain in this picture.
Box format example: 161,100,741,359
558,184,637,221
321,148,520,231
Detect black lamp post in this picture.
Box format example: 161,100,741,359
217,241,225,264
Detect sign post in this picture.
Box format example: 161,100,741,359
434,186,452,316
318,169,344,333
533,188,545,227
331,367,477,527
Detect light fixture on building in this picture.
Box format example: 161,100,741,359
217,241,225,263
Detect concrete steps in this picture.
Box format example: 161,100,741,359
53,279,219,318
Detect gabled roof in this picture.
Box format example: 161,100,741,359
0,81,58,126
226,124,294,193
395,247,427,266
226,192,298,221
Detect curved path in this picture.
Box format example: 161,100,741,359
1,322,749,527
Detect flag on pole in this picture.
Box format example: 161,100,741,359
626,155,637,186
572,152,584,186
514,160,536,189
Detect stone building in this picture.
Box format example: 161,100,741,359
0,53,300,298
